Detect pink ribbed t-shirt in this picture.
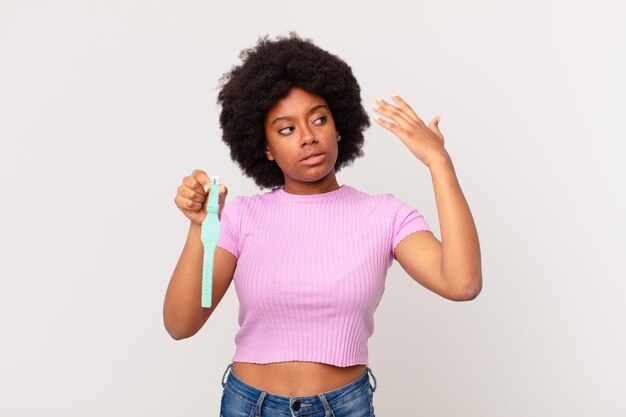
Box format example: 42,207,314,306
215,184,431,367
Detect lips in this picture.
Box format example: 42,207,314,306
301,151,325,161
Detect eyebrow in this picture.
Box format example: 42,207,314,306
270,104,329,126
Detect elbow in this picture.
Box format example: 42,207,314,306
163,314,197,340
163,320,184,340
462,284,482,301
461,278,482,301
171,333,192,341
165,326,184,340
163,303,203,340
447,274,482,302
163,315,199,340
164,324,195,340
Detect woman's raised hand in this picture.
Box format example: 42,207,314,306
371,93,447,168
174,169,228,225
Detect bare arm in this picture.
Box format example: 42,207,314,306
430,154,482,298
371,94,481,301
394,153,482,301
163,222,236,339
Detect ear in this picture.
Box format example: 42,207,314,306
265,145,274,161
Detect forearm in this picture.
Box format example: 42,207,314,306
163,222,206,339
428,153,482,299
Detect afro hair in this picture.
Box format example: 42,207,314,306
216,32,370,189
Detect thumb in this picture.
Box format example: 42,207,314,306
202,183,210,213
430,115,444,143
202,183,228,215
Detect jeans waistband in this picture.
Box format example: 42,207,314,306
221,362,377,410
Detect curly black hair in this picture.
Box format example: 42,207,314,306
216,32,370,189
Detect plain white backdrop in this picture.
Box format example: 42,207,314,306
1,0,624,416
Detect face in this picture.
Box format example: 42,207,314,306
264,87,340,190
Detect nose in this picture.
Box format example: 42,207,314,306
300,125,317,146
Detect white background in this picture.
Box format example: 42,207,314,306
1,0,624,416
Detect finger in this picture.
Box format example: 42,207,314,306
429,115,445,141
217,184,228,219
174,194,202,211
389,94,425,125
372,97,412,128
205,184,229,217
373,115,402,134
204,183,228,202
189,169,211,195
178,182,205,203
217,184,228,206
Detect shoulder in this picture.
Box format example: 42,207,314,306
224,187,274,205
222,187,280,217
348,185,411,212
343,184,391,203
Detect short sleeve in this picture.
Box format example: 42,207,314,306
389,195,432,254
215,197,241,259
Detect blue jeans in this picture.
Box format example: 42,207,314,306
220,362,378,417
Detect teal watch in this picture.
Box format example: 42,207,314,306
201,175,221,308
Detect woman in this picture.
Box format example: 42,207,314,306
164,32,482,416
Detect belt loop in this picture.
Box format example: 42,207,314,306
221,363,233,388
317,393,333,416
366,367,377,392
254,391,267,417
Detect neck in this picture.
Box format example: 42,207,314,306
282,175,341,195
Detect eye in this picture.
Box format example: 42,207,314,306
314,115,327,125
278,116,328,136
278,126,294,135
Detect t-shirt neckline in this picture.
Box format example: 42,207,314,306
275,184,350,202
